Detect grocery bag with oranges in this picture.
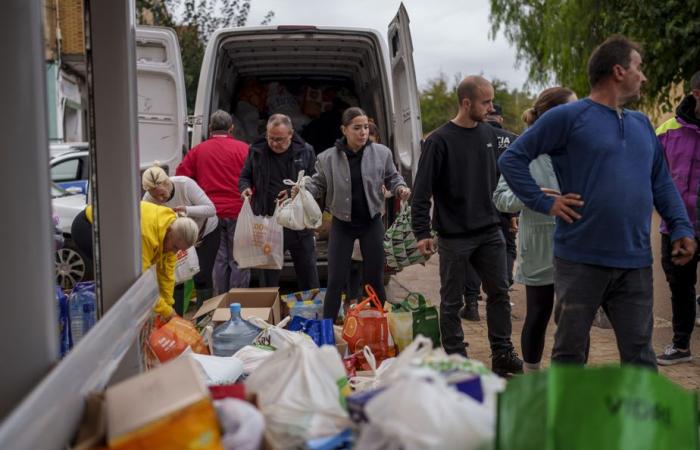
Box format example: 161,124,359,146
342,285,395,370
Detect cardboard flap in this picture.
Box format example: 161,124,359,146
212,307,272,323
195,287,281,324
192,292,228,319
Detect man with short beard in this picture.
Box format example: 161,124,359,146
412,75,523,376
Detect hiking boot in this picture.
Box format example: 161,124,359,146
657,344,692,366
460,297,480,321
492,348,524,376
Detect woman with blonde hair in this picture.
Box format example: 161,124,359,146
142,165,219,311
493,86,577,371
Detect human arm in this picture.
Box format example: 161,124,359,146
182,177,216,218
153,253,176,318
381,145,408,198
304,156,327,199
493,175,525,214
411,138,441,244
238,150,255,197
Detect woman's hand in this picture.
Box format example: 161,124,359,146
397,186,411,201
172,205,187,214
291,185,300,199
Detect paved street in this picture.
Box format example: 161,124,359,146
387,214,700,389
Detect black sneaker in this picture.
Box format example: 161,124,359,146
657,344,692,366
492,348,524,376
460,298,480,321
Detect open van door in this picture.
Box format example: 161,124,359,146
135,26,188,175
387,3,422,184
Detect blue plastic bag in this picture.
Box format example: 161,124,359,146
288,316,335,346
55,286,72,357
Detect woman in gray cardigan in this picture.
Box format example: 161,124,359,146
493,87,576,371
302,107,410,320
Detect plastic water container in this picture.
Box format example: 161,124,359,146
68,281,97,345
290,299,323,320
212,303,262,357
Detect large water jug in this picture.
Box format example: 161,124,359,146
69,281,96,345
212,303,262,357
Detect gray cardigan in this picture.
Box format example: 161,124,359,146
307,142,407,222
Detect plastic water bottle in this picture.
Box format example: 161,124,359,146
69,282,97,345
212,303,262,357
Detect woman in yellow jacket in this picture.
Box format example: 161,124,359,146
71,201,199,317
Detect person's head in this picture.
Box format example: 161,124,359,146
690,70,700,115
522,87,577,126
142,165,173,203
340,107,369,150
266,114,294,154
209,110,234,135
456,76,495,123
163,217,199,253
368,119,381,143
587,35,646,104
487,103,504,125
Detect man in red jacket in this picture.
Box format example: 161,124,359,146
177,110,250,295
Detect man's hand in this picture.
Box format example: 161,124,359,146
397,186,411,201
417,238,436,257
509,216,519,233
290,185,300,198
546,191,584,224
277,190,289,202
172,205,187,214
671,237,697,266
241,188,253,200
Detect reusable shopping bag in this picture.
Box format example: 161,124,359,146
288,316,336,347
383,201,431,271
496,365,699,450
174,246,200,284
148,316,210,363
342,285,395,370
233,197,284,270
276,170,322,230
387,292,440,351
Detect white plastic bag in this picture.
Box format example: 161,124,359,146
233,197,284,269
215,398,266,450
249,316,316,350
356,375,494,450
276,170,322,230
232,345,274,375
245,344,351,449
186,351,244,386
174,246,200,284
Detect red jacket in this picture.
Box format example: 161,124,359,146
176,134,249,219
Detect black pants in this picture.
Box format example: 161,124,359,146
552,257,656,369
324,216,385,320
193,224,221,293
439,226,514,353
521,284,555,364
660,234,699,349
259,228,320,291
464,214,516,299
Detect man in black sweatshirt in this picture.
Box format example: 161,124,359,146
411,75,522,376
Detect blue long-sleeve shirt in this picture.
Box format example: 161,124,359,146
499,98,693,268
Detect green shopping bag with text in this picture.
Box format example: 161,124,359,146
496,365,698,450
387,292,440,351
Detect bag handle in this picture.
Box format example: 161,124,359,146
402,292,427,311
355,284,383,311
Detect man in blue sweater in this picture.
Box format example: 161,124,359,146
499,35,696,369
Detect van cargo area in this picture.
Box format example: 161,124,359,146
209,30,392,153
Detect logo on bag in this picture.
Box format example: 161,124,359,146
344,317,358,338
263,243,272,255
604,396,672,426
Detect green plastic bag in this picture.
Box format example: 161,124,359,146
387,292,440,351
383,202,432,271
496,365,699,450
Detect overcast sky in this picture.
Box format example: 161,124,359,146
245,0,530,91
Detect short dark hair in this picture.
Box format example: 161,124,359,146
587,35,642,87
690,71,700,91
456,75,490,104
341,107,367,126
209,109,233,132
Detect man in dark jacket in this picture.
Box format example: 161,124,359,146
239,114,320,290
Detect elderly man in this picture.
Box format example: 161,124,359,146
240,114,320,290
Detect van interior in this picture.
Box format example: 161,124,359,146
209,30,391,153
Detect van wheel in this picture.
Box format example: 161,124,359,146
55,240,92,290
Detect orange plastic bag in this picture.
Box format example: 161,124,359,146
148,316,209,363
342,285,395,370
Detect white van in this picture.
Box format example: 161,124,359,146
190,4,422,186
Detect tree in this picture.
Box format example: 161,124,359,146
489,0,700,111
137,0,274,113
419,74,534,135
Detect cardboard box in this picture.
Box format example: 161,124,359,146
105,357,222,449
193,287,281,325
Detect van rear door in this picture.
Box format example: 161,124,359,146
387,4,422,184
135,26,187,174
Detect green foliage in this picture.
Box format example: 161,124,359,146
419,74,534,135
137,0,274,114
489,0,700,110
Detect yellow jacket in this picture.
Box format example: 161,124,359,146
85,202,177,317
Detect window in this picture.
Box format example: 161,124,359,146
51,158,80,182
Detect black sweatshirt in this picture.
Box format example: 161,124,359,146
411,121,501,241
337,139,373,226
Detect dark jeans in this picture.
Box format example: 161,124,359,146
324,216,386,320
552,257,656,369
439,226,513,353
660,233,699,349
259,228,320,291
193,224,221,294
213,218,251,295
464,215,516,300
521,284,554,364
